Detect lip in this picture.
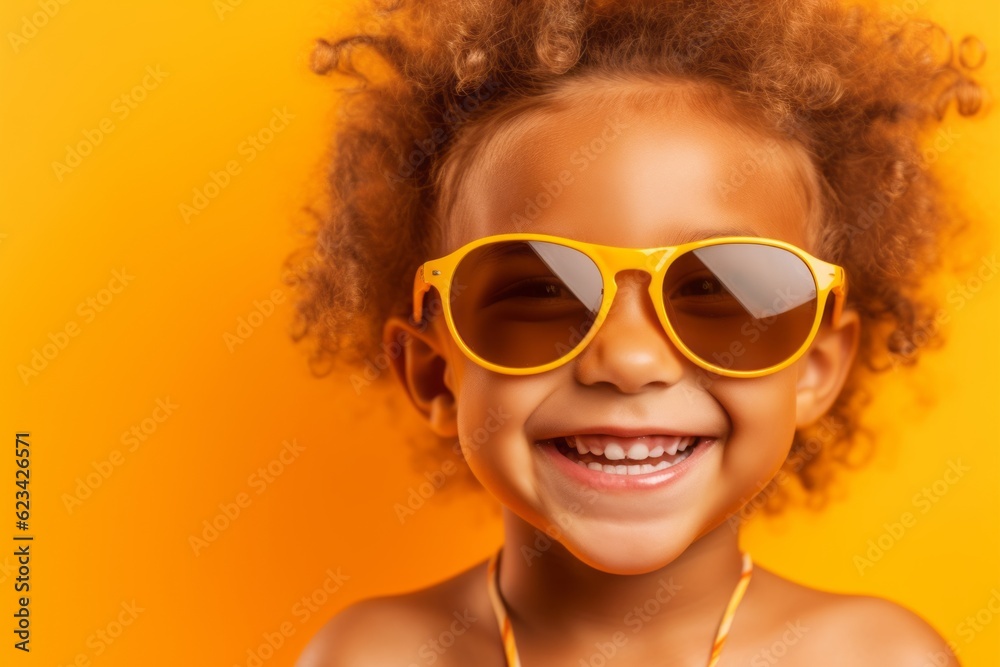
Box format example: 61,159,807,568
536,435,718,491
536,424,712,439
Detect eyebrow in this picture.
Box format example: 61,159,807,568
466,226,766,259
668,226,764,245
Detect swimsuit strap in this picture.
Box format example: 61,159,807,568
486,548,523,667
707,550,753,667
486,547,753,667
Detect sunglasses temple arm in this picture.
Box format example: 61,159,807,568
412,265,431,325
830,270,848,327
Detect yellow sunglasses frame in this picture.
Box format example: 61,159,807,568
411,233,847,378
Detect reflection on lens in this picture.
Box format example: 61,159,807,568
451,240,603,368
663,243,817,371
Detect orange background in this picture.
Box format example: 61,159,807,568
2,0,998,665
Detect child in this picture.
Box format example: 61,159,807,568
287,0,986,664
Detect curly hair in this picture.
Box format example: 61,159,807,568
283,0,988,514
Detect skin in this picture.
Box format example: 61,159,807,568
298,81,960,667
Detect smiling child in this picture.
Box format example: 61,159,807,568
286,0,986,665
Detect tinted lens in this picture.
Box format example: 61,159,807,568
663,243,818,372
451,240,603,369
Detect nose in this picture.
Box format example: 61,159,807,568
572,269,687,392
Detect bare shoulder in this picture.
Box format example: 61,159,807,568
743,565,960,667
295,558,499,667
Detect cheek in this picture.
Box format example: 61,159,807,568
711,372,800,490
453,366,547,506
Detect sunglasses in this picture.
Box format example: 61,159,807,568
410,233,847,378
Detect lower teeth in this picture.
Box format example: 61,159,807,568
555,439,698,475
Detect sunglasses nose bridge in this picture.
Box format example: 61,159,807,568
592,247,677,315
595,246,675,281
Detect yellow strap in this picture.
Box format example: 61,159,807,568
486,548,522,667
707,550,753,667
486,547,753,667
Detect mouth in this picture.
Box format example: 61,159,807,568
539,434,711,476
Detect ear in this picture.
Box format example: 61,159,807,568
382,314,459,438
795,308,861,428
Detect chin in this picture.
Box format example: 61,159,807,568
557,525,695,575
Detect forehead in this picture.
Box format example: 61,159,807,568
437,83,820,257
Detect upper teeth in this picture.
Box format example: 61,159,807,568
568,436,696,460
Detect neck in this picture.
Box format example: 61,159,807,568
497,509,747,647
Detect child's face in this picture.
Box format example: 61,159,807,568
387,87,859,574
